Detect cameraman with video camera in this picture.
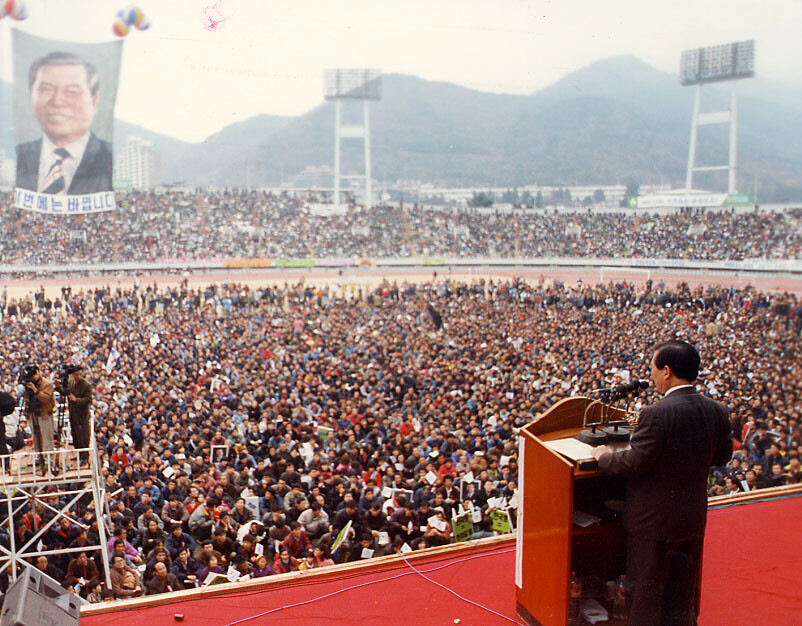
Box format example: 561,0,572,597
21,364,55,470
66,364,92,464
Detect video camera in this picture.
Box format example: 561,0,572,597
56,364,81,396
18,364,38,385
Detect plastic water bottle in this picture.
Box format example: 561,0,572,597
613,574,627,620
568,571,582,625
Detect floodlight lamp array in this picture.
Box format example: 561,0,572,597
324,68,382,101
680,40,754,86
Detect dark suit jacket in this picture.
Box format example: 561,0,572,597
598,387,731,542
15,132,113,194
68,378,93,422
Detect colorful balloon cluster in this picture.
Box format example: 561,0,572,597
113,5,150,37
0,0,29,20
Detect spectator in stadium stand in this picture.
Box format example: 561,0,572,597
162,494,190,528
383,537,406,557
196,541,223,569
64,551,100,594
86,581,104,603
231,554,254,578
388,501,420,544
210,527,235,560
110,555,143,599
35,555,62,581
215,510,239,540
235,533,257,563
137,505,163,537
145,561,184,595
166,523,197,559
188,500,216,541
347,535,375,562
423,508,452,547
273,547,299,574
0,191,801,267
171,547,202,587
310,546,334,567
231,497,254,526
282,521,312,558
108,536,140,568
139,518,166,555
469,516,496,540
197,554,224,583
252,554,274,577
142,546,172,579
267,513,291,547
364,502,388,544
297,501,329,542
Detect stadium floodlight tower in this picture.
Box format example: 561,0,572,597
681,40,755,194
324,69,381,208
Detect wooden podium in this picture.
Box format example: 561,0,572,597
515,396,630,626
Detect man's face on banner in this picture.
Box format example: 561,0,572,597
31,63,98,147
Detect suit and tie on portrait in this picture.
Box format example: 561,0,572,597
15,51,113,195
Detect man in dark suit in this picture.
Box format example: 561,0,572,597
15,51,112,194
67,364,93,463
592,340,732,626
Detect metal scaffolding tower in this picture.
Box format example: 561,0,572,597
680,40,755,194
324,69,381,209
0,421,112,590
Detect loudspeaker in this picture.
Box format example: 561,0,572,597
0,568,80,626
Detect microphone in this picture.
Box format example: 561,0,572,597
613,379,649,400
592,380,649,397
613,382,635,395
591,383,632,395
613,380,650,397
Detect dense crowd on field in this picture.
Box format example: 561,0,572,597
0,276,799,604
1,191,801,268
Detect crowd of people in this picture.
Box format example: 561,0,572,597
1,190,800,269
0,276,799,605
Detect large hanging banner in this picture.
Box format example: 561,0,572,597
13,30,122,214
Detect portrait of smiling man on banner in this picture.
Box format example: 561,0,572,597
16,51,112,194
12,30,122,212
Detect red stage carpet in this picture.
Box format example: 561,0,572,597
82,494,801,626
699,495,802,625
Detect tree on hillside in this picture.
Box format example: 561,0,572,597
468,192,494,208
550,188,571,205
622,178,639,207
593,189,606,203
501,188,519,204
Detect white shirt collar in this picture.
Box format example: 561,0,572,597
38,132,92,194
664,383,695,396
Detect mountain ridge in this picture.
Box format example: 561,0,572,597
2,55,800,198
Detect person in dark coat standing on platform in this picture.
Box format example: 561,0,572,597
67,365,92,462
592,340,732,626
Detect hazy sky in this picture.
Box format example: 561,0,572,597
1,0,799,142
